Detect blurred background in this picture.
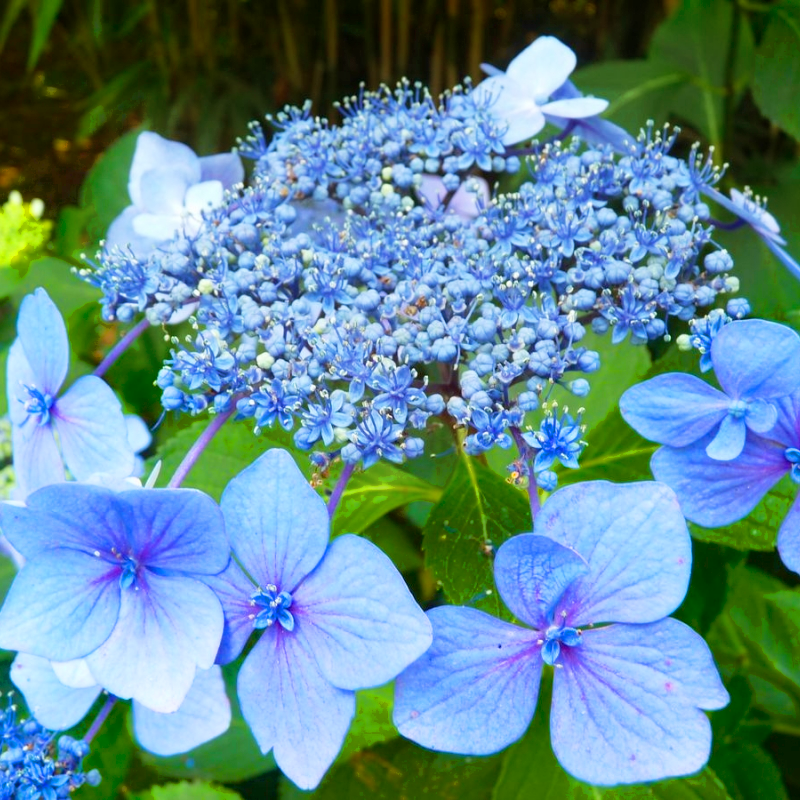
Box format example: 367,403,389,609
2,2,800,797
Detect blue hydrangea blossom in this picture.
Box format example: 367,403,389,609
475,36,609,145
0,693,99,798
0,482,229,713
393,481,729,785
206,449,432,789
7,289,134,497
10,654,230,757
620,320,800,461
106,132,244,260
650,390,800,575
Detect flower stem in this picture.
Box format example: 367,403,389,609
327,462,355,519
94,317,150,378
708,216,747,232
167,408,236,488
510,426,540,524
84,696,116,744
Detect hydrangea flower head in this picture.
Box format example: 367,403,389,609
0,482,229,713
10,654,230,757
207,449,432,789
651,389,800,575
7,288,134,497
475,36,609,145
394,481,728,785
620,320,800,461
106,132,244,259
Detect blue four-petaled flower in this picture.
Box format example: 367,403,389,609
393,481,729,785
206,449,432,790
0,482,229,714
621,319,800,461
7,288,135,497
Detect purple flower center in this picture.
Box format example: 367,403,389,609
250,585,294,631
540,618,582,666
786,447,800,484
119,556,139,590
22,386,54,426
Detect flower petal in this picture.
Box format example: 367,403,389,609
238,626,355,790
746,398,779,434
777,494,800,576
620,374,729,447
650,437,788,527
0,549,120,661
121,487,229,575
393,606,541,755
1,482,129,560
52,376,135,481
473,76,546,145
203,560,258,665
199,153,245,187
184,180,224,215
134,665,231,756
539,96,609,119
129,132,200,208
131,212,183,241
711,320,800,400
293,534,432,690
221,449,329,592
551,618,728,785
10,420,64,499
533,481,691,626
705,414,747,461
139,166,195,217
15,288,68,396
52,658,96,689
505,36,576,98
11,653,101,730
86,572,223,713
126,415,152,454
104,206,159,259
493,534,588,629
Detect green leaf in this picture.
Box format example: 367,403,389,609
140,662,276,783
753,1,800,141
422,451,531,614
280,736,503,800
648,0,754,147
711,741,788,800
0,0,26,52
78,129,141,246
337,683,398,762
81,702,134,798
707,565,800,720
361,516,424,573
333,462,441,536
140,782,243,800
26,0,64,70
150,418,299,499
689,474,795,552
572,60,688,133
12,256,100,322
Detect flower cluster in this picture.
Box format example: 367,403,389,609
0,693,100,799
621,319,800,573
81,37,754,483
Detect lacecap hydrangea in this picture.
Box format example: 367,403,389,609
84,35,762,493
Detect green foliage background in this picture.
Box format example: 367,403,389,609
3,0,800,798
